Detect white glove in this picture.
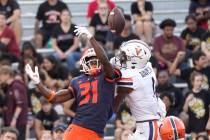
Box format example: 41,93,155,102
74,26,93,39
25,64,40,84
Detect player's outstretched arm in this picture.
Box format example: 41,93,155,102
74,26,114,78
25,64,74,103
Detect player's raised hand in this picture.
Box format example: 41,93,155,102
25,64,40,84
74,26,93,39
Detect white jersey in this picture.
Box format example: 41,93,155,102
117,62,160,122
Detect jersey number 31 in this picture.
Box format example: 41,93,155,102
79,80,98,105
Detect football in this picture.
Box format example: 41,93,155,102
108,7,125,35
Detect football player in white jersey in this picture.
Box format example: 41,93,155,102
112,39,166,140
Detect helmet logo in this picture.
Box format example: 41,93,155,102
135,47,142,55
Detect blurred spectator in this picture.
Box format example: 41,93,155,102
196,134,208,140
0,53,12,66
181,15,205,53
156,69,183,116
35,0,68,46
35,97,60,139
21,41,43,65
89,1,110,45
52,124,67,140
183,72,210,139
0,65,28,140
114,102,135,140
0,88,4,129
41,55,69,90
0,127,19,140
131,0,154,44
18,56,42,115
63,99,76,124
25,112,34,139
170,51,210,90
189,0,210,30
201,18,210,59
0,0,22,44
87,0,115,22
52,9,80,72
40,130,52,140
153,18,185,69
32,30,44,48
160,93,174,116
0,12,19,62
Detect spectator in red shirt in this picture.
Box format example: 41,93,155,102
0,12,19,61
153,18,185,69
0,0,22,44
87,0,115,22
0,65,28,140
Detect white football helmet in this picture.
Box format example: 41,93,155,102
80,48,101,76
115,39,151,69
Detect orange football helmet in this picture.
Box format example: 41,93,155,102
160,116,185,140
80,48,101,76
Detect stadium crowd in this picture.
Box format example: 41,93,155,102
0,0,210,140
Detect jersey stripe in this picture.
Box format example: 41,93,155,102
170,118,178,140
117,82,133,86
119,77,133,81
148,121,153,140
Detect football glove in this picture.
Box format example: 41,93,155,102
74,26,93,39
25,64,40,85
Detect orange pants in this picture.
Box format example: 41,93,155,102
63,124,103,140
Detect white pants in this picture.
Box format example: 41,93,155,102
128,120,161,140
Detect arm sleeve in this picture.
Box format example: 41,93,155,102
87,2,94,18
153,37,161,53
89,15,96,27
117,77,134,89
36,4,43,20
145,2,153,12
11,0,20,10
13,87,26,107
108,1,116,10
189,2,196,13
131,2,139,15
